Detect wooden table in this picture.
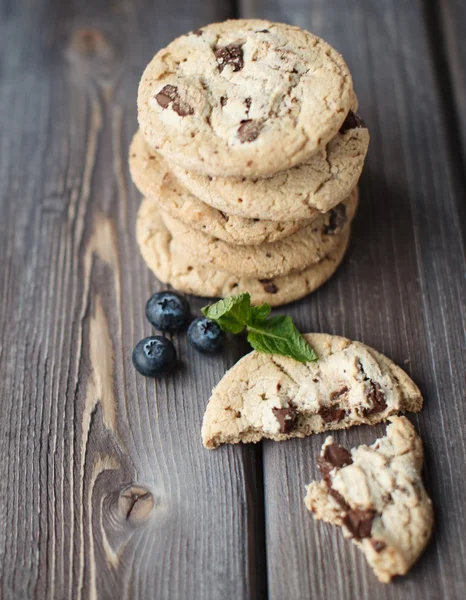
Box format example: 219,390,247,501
1,1,465,598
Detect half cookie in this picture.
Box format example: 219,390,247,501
305,417,433,583
160,189,358,279
137,200,350,306
129,131,310,245
201,334,422,449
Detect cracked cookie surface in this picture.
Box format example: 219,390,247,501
137,19,354,177
172,111,369,219
136,199,349,306
305,417,433,583
201,334,422,449
129,131,311,245
160,188,358,279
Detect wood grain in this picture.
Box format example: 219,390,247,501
0,1,267,599
244,0,466,598
435,0,466,158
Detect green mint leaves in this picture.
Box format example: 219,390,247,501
201,293,317,363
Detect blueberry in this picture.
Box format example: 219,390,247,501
132,336,177,377
188,317,225,353
145,291,189,332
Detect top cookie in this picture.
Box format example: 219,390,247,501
138,19,354,177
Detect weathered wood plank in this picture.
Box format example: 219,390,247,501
435,0,466,158
0,1,268,598
241,1,466,598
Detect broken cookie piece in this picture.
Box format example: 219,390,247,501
201,333,423,449
305,417,433,583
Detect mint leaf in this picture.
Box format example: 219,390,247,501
201,294,317,363
246,316,318,363
249,303,271,323
201,293,251,334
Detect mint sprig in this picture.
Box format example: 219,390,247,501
201,293,317,363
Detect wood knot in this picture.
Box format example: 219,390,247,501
68,28,113,60
117,485,154,525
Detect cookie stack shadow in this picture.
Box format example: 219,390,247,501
130,21,370,307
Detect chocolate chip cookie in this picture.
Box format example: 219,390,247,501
136,199,350,306
159,188,357,279
171,110,369,220
201,334,422,448
129,131,311,245
138,19,354,177
305,417,433,582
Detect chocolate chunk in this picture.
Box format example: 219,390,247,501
323,204,347,235
342,508,375,539
237,119,262,143
323,443,353,468
259,279,278,294
317,442,352,485
272,407,296,433
214,44,244,72
329,386,349,402
329,487,349,508
220,96,228,107
356,359,367,380
319,406,347,423
155,85,194,117
155,86,174,109
339,110,367,134
365,381,387,415
264,283,278,294
370,539,387,552
316,456,333,485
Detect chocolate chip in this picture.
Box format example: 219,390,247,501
264,283,278,294
155,86,173,109
329,487,349,508
319,406,347,423
339,110,367,134
237,119,262,143
192,29,203,36
365,382,387,415
324,204,347,235
323,443,353,469
316,456,334,485
316,442,352,486
329,386,349,402
259,279,278,294
244,97,252,114
342,509,375,539
220,96,228,107
276,383,281,391
272,407,296,433
155,85,194,117
214,44,244,72
256,29,270,33
370,539,386,552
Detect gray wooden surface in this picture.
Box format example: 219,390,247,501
0,0,465,599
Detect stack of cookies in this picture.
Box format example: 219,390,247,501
131,19,369,306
